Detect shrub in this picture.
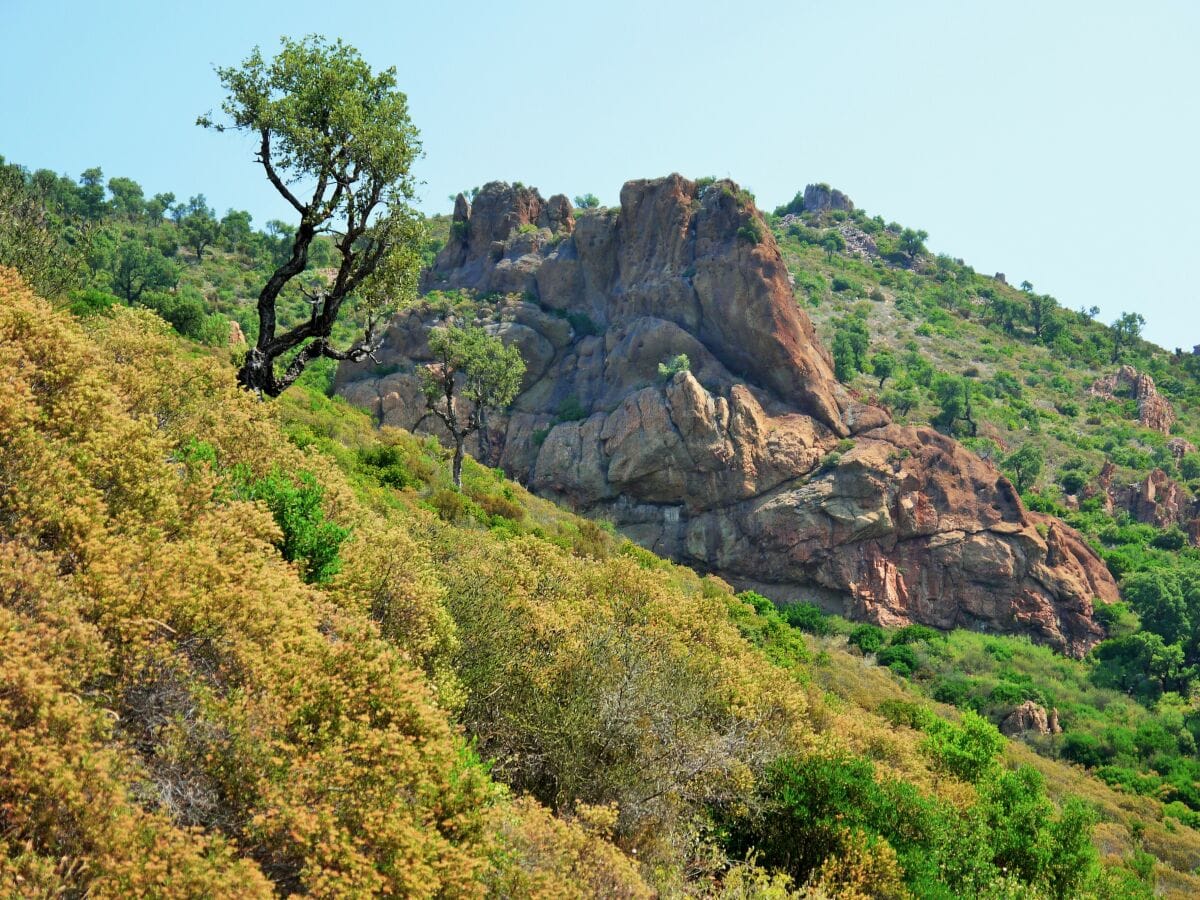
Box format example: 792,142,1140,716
890,624,942,645
231,467,349,583
736,221,762,244
358,444,419,489
426,487,482,525
922,710,1004,783
782,601,834,636
848,624,886,654
476,491,526,523
877,643,919,675
1150,527,1187,550
566,311,600,337
1059,469,1088,495
1180,452,1200,481
68,287,122,317
657,353,691,378
555,396,587,422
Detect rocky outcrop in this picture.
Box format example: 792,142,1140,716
1000,701,1062,737
338,175,1118,656
802,183,854,214
1090,462,1200,537
1088,365,1176,434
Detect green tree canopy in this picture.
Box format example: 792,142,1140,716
200,35,424,397
1002,444,1044,493
870,350,896,388
420,325,525,486
178,194,220,260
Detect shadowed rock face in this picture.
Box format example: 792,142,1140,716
337,174,1117,656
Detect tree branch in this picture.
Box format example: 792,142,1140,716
258,129,306,215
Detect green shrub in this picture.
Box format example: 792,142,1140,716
358,444,419,489
554,396,587,422
69,287,122,317
877,643,919,675
736,221,762,244
782,601,834,636
566,311,600,337
231,467,350,583
657,353,691,378
890,624,942,646
922,710,1004,783
848,623,886,654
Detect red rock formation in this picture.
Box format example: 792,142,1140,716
338,175,1116,656
1089,462,1199,536
1088,364,1176,434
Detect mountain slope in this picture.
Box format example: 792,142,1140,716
2,266,1171,896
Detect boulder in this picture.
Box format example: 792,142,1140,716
337,174,1117,656
1000,701,1061,737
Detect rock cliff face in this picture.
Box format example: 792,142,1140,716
336,175,1117,655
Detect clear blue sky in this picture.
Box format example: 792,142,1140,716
3,1,1198,348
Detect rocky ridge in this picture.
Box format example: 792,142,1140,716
336,175,1118,655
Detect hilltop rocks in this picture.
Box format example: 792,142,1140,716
1088,365,1176,434
802,183,854,214
338,175,1117,656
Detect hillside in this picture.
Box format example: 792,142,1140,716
6,263,1189,896
7,150,1200,895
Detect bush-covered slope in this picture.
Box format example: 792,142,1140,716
1,266,1177,896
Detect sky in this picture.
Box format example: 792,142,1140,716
2,1,1198,348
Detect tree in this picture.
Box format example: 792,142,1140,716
1027,293,1057,341
1124,571,1190,647
1110,311,1145,361
220,208,254,252
1002,444,1043,493
107,176,145,221
987,294,1024,334
77,167,107,219
822,231,846,260
1019,280,1034,293
900,227,928,259
419,325,525,486
573,193,600,209
932,374,976,436
108,239,180,302
199,35,424,397
870,350,896,388
146,191,175,223
178,194,220,260
832,315,869,382
0,161,88,296
882,383,919,416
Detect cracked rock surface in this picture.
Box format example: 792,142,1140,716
336,174,1116,655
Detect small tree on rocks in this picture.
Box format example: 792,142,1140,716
420,325,525,486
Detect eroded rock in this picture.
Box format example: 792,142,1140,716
1001,701,1062,737
338,175,1117,655
1089,364,1176,434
